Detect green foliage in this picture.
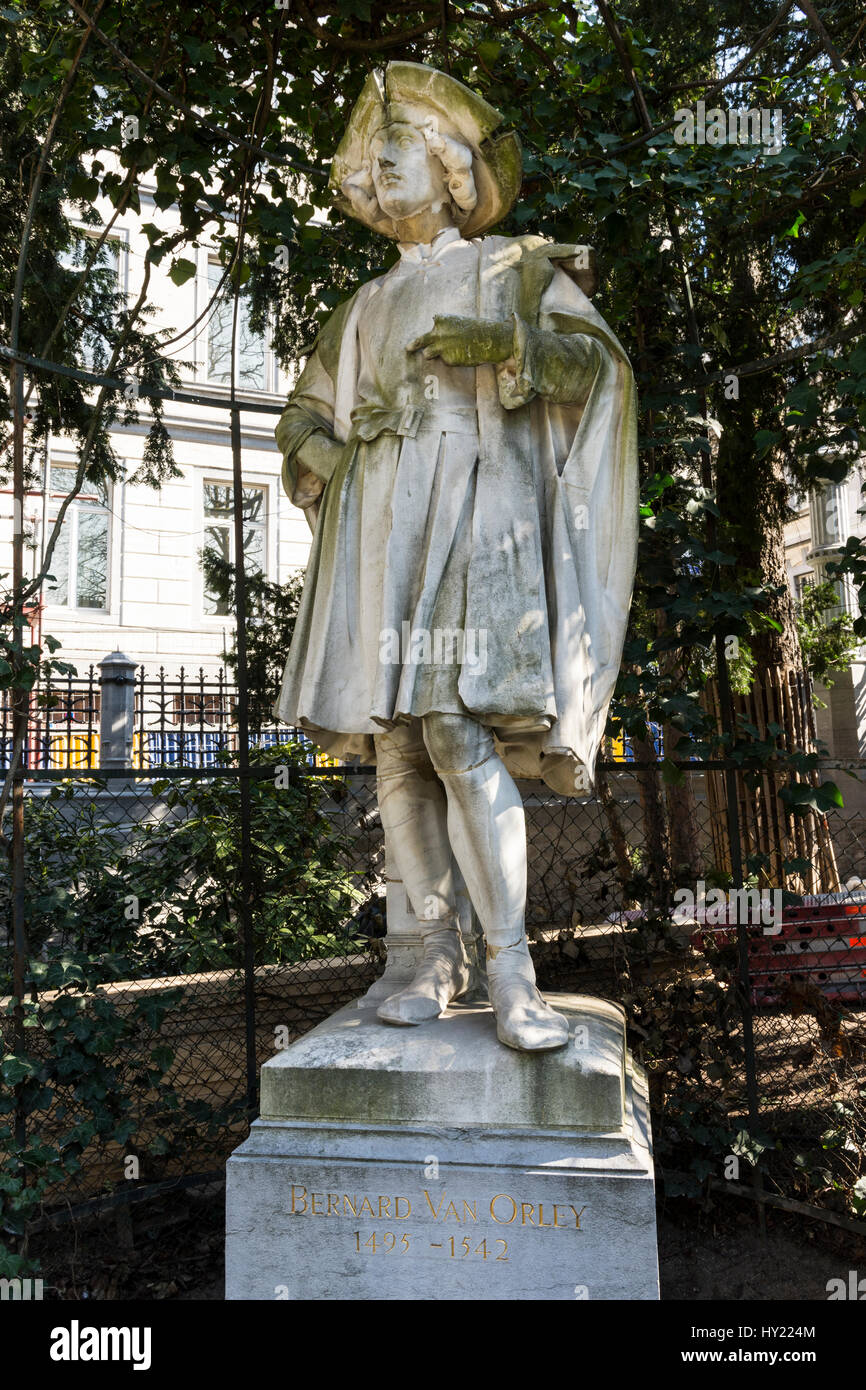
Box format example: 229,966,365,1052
1,754,364,994
618,924,748,1192
0,624,75,750
0,22,182,499
0,972,204,1278
199,547,303,735
795,580,859,692
787,1099,866,1216
828,527,866,641
4,0,865,741
131,749,366,970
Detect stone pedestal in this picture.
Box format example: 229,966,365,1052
225,992,659,1300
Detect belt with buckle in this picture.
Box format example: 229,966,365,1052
350,402,477,442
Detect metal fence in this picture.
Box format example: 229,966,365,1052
0,657,341,771
2,673,865,1244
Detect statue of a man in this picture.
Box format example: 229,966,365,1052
275,63,638,1051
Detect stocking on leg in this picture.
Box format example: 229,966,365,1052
374,725,469,1024
422,714,568,1052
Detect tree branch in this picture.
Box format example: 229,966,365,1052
294,0,441,51
64,0,325,179
796,0,864,109
696,317,865,386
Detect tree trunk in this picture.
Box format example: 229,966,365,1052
709,252,839,894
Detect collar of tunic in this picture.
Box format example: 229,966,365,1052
396,225,466,265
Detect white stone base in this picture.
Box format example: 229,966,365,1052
225,993,659,1301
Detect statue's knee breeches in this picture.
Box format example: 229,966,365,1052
373,723,456,922
421,712,494,775
374,722,433,779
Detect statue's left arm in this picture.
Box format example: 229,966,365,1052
496,310,602,411
501,257,639,775
495,263,618,412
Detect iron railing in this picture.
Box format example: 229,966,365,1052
0,662,339,770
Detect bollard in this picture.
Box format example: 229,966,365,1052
98,651,136,770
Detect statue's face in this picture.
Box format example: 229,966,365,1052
369,121,450,223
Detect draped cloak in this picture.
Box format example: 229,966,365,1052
273,231,638,795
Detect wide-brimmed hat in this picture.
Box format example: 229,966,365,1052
330,62,522,239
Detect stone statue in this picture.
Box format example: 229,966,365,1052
275,63,638,1052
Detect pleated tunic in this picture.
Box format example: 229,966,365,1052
280,230,540,742
275,227,639,790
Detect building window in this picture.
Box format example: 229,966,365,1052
794,571,814,606
202,481,266,616
809,481,848,552
813,563,850,622
61,233,122,372
206,261,268,391
45,466,110,610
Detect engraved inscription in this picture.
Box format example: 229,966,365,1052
288,1181,588,1256
289,1184,583,1228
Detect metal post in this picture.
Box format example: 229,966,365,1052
230,405,257,1119
714,632,761,1130
715,628,765,1234
9,358,28,1153
98,651,136,770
